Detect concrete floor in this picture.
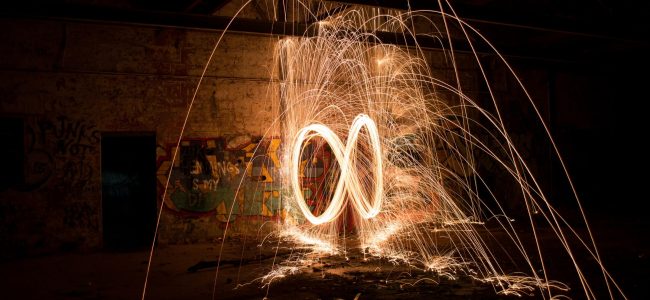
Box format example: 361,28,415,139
1,220,647,300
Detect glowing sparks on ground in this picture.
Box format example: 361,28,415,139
423,254,467,280
259,266,302,288
279,225,338,254
477,275,571,297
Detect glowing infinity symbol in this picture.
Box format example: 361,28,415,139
290,114,383,225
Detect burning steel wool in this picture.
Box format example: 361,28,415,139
143,1,627,299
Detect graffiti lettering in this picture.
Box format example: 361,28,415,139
158,136,282,219
38,116,100,158
21,115,99,192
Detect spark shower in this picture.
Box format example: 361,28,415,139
144,1,627,299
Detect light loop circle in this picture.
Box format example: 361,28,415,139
290,114,383,225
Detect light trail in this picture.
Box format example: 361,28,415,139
290,114,383,224
271,3,625,298
146,1,627,299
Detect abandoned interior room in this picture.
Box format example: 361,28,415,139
1,0,649,299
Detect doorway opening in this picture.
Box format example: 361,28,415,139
101,133,157,249
0,117,24,191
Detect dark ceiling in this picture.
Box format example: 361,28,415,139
3,0,650,64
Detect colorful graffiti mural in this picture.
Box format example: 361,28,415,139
157,136,283,221
157,136,338,225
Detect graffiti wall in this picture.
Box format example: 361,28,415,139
156,135,337,243
158,135,282,218
0,19,283,255
22,115,101,193
156,135,282,243
0,115,101,256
